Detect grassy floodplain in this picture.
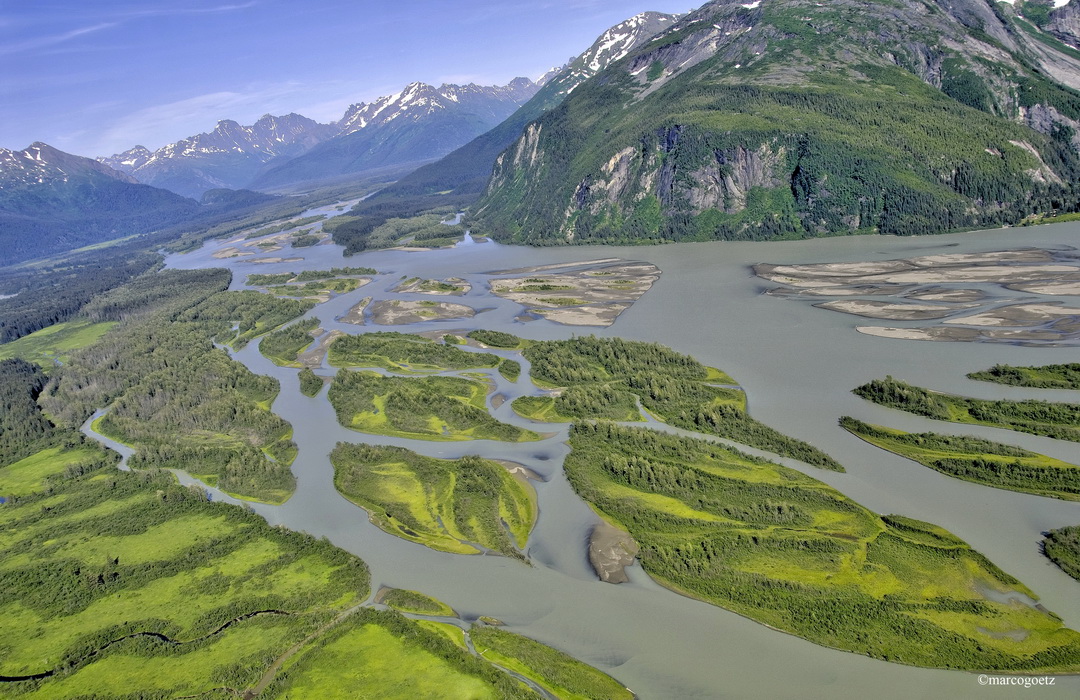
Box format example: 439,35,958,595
510,334,840,470
853,376,1080,443
329,331,501,373
840,416,1080,500
564,422,1080,671
328,370,539,442
471,625,633,700
0,320,116,367
968,363,1080,390
331,443,536,556
262,610,533,699
0,461,370,698
0,446,106,499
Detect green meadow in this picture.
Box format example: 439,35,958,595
471,625,633,700
0,320,116,367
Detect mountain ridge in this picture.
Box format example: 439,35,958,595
100,78,540,197
472,0,1080,245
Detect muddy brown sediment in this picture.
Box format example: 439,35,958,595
588,521,640,584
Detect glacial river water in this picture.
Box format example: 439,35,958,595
160,204,1080,699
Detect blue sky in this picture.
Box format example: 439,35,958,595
0,0,691,158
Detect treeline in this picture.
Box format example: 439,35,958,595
841,416,1080,500
245,266,378,287
468,329,524,348
1043,525,1080,582
853,376,1080,443
0,359,57,465
470,625,633,700
175,290,314,349
298,368,323,397
521,335,841,470
0,249,161,343
968,363,1080,390
81,268,230,323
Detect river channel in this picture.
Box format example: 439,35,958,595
158,203,1080,699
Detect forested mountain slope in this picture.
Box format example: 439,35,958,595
473,0,1080,245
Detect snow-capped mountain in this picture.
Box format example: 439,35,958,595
100,113,337,198
3,142,140,189
542,12,680,98
367,11,680,201
338,79,536,135
1,142,198,264
100,78,539,196
249,77,539,190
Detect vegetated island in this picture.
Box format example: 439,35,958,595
470,624,634,700
298,367,325,397
853,376,1080,443
391,276,471,295
328,370,539,442
329,331,501,373
507,333,840,471
563,421,1080,671
1043,525,1080,583
331,443,536,557
377,587,456,616
260,317,321,367
840,416,1080,500
968,362,1080,390
246,267,376,303
487,258,659,327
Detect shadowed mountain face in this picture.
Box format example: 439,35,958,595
472,0,1080,245
0,143,199,264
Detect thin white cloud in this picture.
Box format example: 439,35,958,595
114,2,259,19
89,82,314,155
0,22,117,56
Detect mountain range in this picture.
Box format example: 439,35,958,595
9,0,1080,267
0,142,200,263
472,0,1080,244
100,78,541,198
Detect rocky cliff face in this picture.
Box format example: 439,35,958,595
475,0,1080,245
